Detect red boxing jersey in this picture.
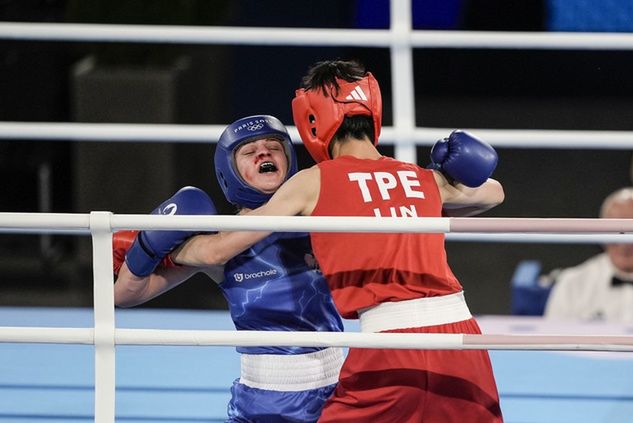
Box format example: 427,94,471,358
311,156,462,319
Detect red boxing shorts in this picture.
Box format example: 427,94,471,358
318,318,503,422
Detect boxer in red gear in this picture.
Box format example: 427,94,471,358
310,156,501,422
173,60,505,422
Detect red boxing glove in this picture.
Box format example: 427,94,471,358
112,230,178,277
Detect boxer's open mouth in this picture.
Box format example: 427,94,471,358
259,162,277,173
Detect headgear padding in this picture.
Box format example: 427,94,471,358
291,73,382,163
215,115,298,209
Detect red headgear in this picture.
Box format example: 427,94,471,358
291,73,382,163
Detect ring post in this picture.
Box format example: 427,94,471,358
90,211,115,423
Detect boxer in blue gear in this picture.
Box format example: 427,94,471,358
215,115,343,423
113,115,343,423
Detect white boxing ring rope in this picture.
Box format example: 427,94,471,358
1,123,633,151
3,212,633,244
5,21,633,50
2,212,633,234
2,327,633,352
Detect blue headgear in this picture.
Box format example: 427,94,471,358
215,115,298,209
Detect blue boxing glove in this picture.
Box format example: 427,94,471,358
429,130,498,187
125,186,217,277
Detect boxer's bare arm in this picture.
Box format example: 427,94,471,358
173,167,320,266
435,172,504,217
114,262,223,307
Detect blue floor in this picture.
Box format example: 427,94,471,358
1,308,633,422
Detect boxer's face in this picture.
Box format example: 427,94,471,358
235,138,289,194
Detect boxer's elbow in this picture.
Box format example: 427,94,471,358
114,282,148,308
487,178,505,206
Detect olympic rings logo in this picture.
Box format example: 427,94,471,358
247,123,264,131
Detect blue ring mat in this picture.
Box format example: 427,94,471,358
1,308,633,422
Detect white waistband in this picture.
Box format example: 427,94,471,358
359,292,472,333
240,347,344,392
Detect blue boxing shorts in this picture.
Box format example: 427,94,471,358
227,381,337,422
226,348,343,423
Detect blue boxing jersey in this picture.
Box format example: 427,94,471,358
221,232,343,355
